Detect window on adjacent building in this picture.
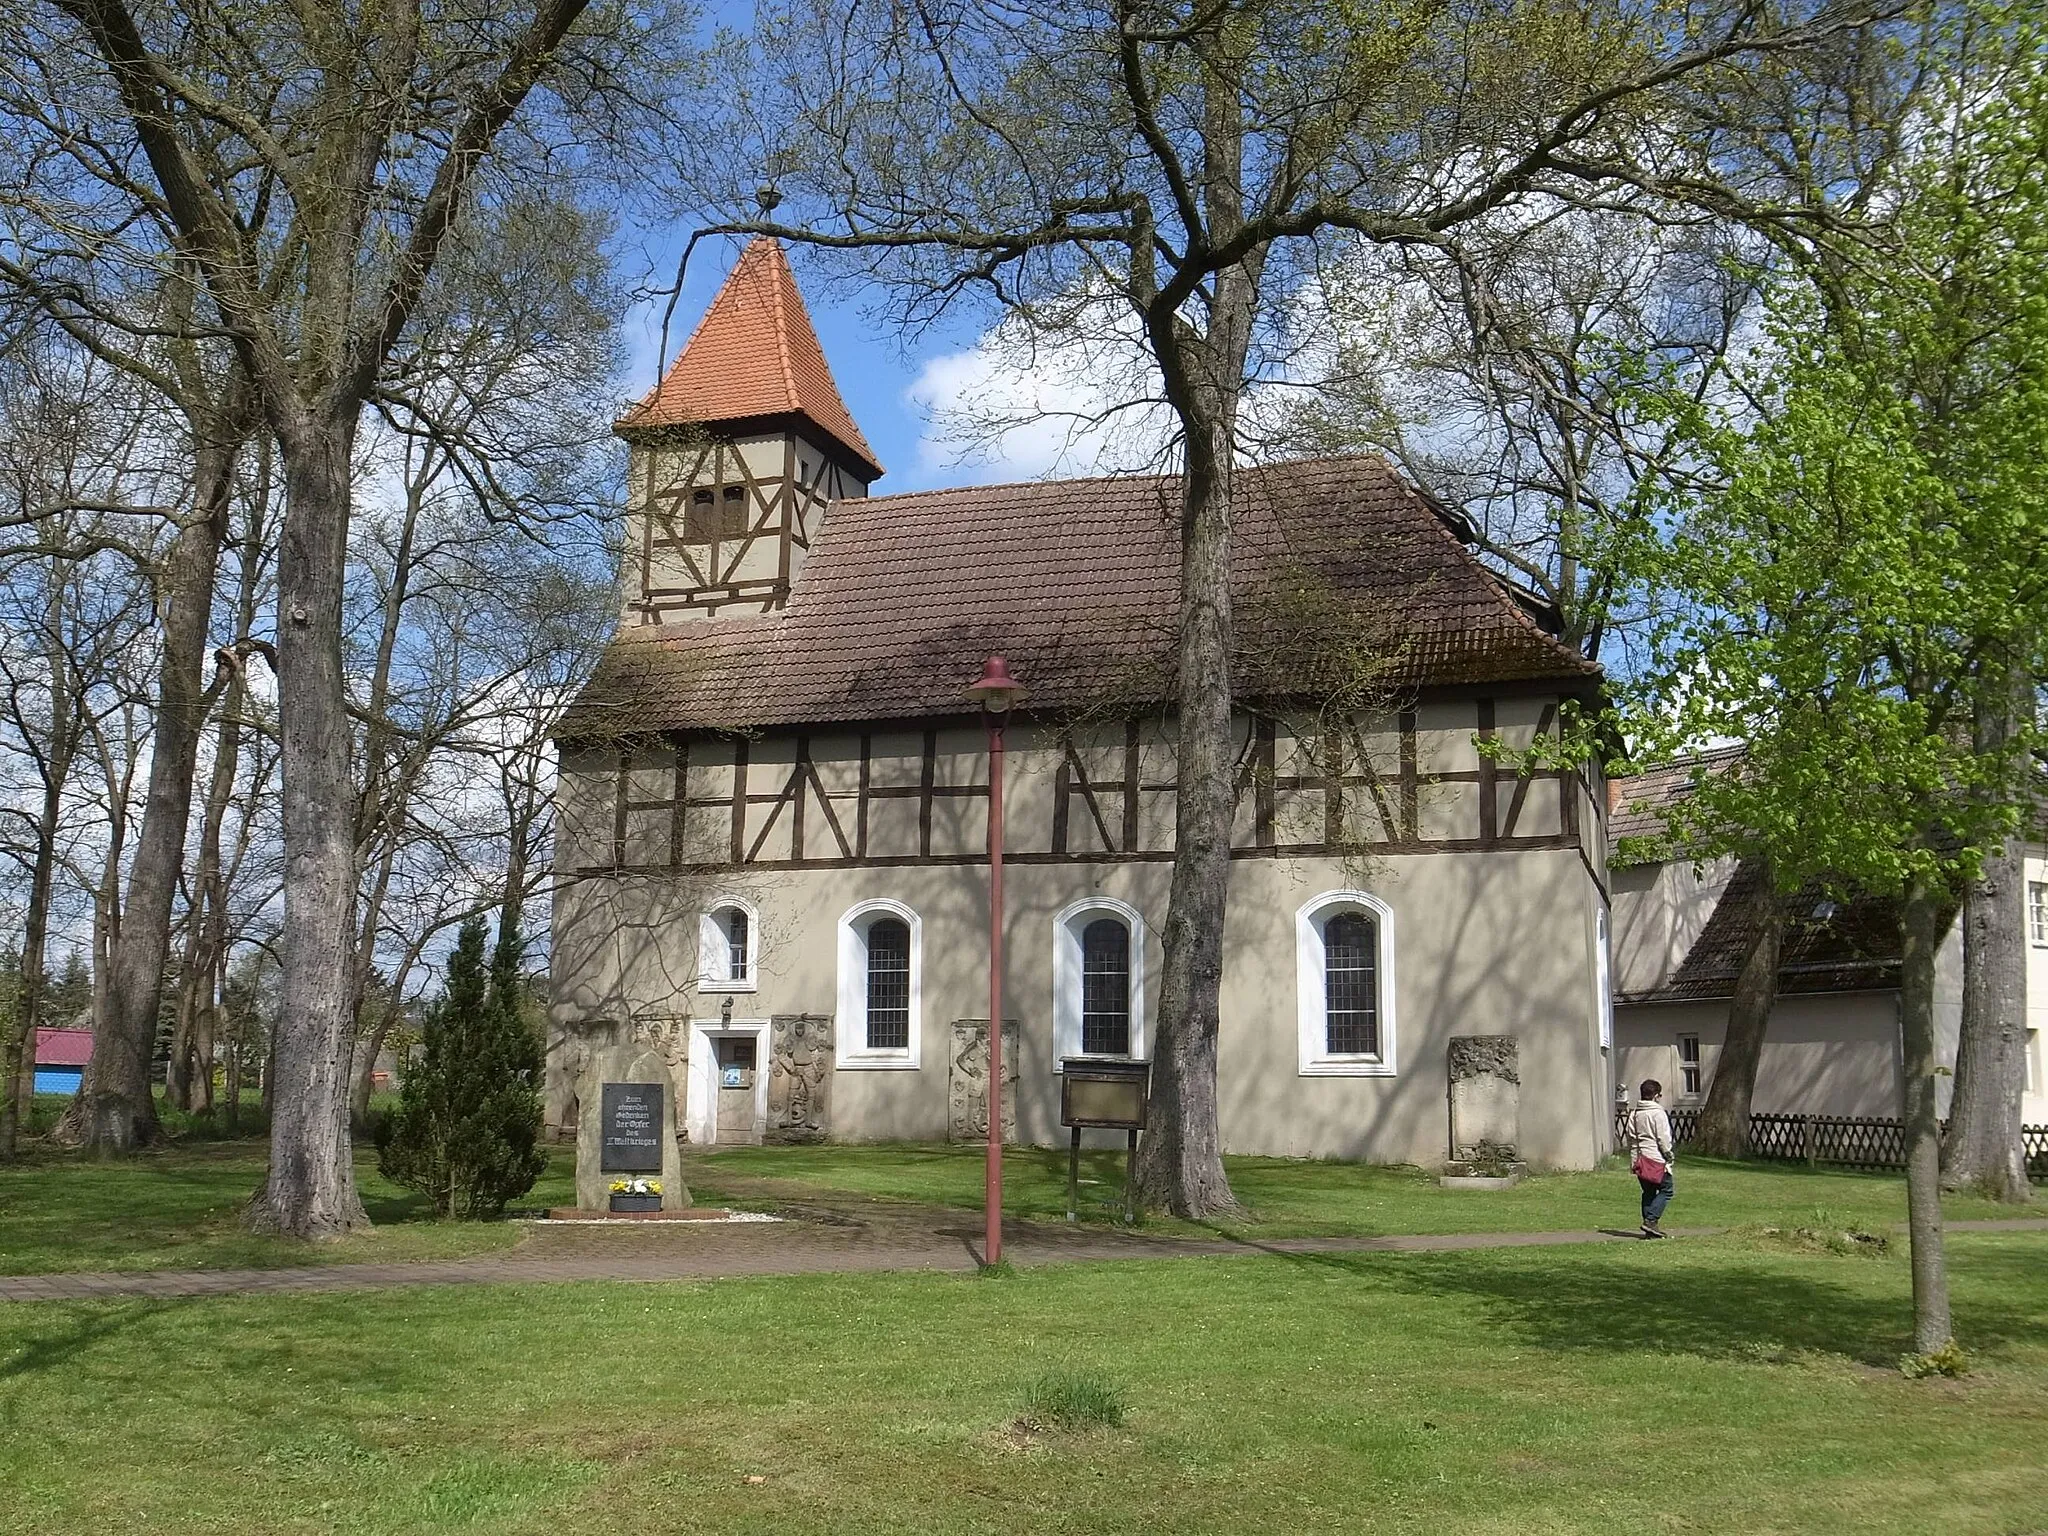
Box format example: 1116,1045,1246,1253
698,901,758,992
864,918,911,1049
1296,891,1397,1076
836,901,921,1068
1595,906,1614,1049
2030,881,2048,945
1080,919,1131,1056
1678,1033,1702,1097
1053,898,1146,1065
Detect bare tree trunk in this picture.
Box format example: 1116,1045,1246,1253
1135,414,1241,1218
166,927,198,1111
2,559,77,1159
1900,871,1954,1354
1132,40,1259,1219
81,431,239,1148
0,778,62,1159
1693,875,1786,1158
221,966,243,1136
246,425,367,1237
1944,675,2032,1202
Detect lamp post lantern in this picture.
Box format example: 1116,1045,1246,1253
966,655,1023,1265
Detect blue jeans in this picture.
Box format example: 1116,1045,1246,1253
1639,1169,1674,1227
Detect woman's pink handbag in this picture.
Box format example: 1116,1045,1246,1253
1632,1154,1667,1183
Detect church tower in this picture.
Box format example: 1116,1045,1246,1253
615,239,882,623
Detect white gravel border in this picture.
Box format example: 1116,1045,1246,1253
526,1210,784,1226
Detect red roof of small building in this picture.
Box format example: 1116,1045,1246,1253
33,1027,93,1066
616,238,883,481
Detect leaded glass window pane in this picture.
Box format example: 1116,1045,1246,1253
1323,913,1378,1056
1080,918,1130,1056
865,917,911,1049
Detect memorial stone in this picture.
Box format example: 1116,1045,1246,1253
576,1039,690,1210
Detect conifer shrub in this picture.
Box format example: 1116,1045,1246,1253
375,913,546,1219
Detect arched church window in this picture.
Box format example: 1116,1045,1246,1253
1294,891,1398,1076
835,900,922,1069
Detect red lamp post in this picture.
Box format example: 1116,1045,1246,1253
967,655,1024,1266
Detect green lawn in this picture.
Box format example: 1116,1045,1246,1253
2,1231,2044,1533
0,1140,578,1275
3,1132,2035,1276
684,1140,2031,1239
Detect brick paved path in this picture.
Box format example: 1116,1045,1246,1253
4,1211,2041,1305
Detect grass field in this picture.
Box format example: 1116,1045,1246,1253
2,1229,2044,1533
0,1140,577,1275
1,1130,2035,1276
683,1139,2035,1238
5,1127,2044,1531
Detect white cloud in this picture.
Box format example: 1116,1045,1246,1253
902,302,1177,487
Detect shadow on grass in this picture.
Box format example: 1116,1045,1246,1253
0,1299,191,1384
1264,1242,2043,1368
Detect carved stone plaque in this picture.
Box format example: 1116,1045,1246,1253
949,1018,1020,1143
1447,1035,1520,1161
600,1081,664,1171
768,1014,833,1144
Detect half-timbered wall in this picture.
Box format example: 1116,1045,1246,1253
624,427,868,623
559,696,1588,876
551,691,1615,1170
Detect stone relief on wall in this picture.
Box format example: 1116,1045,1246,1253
768,1014,834,1143
948,1018,1020,1144
1447,1033,1520,1161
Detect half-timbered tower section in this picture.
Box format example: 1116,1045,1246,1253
551,243,1616,1169
613,238,882,622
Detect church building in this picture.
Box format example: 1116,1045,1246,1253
548,238,1620,1169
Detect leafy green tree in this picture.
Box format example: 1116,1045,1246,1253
1618,17,2048,1355
376,914,546,1221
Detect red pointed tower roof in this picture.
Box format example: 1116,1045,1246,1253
618,238,883,480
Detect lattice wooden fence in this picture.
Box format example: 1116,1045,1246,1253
1613,1105,2048,1181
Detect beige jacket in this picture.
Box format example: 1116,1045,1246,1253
1628,1102,1675,1172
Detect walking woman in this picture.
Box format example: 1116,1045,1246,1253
1628,1079,1676,1238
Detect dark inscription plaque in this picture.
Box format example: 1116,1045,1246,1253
600,1081,664,1172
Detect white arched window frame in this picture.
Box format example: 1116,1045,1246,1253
836,898,923,1069
1052,896,1148,1068
1296,890,1397,1076
698,896,760,992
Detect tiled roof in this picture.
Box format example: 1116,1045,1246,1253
1608,746,1747,853
33,1027,93,1066
557,453,1600,738
616,239,883,480
1618,858,1902,1003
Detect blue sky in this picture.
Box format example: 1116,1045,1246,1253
607,4,1191,493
